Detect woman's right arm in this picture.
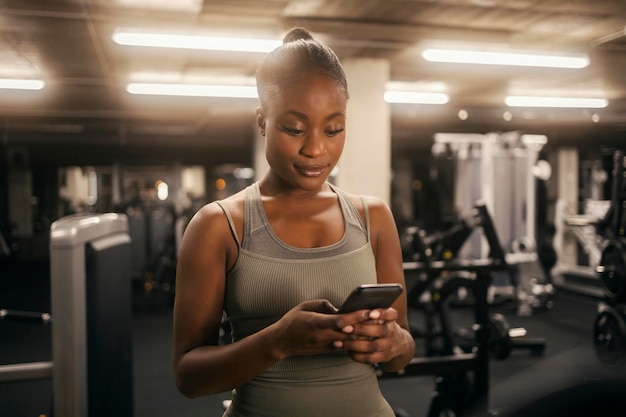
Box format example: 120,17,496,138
172,202,283,397
172,202,354,398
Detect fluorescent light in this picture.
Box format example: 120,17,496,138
113,30,281,53
422,48,589,69
384,91,449,105
0,78,45,90
129,81,452,105
505,96,608,108
114,0,202,12
126,83,258,98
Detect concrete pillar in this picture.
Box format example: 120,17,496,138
554,147,579,266
253,127,270,182
337,58,391,204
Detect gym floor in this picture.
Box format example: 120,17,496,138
1,259,624,417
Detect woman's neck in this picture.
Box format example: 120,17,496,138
258,174,332,199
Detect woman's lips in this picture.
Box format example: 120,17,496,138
296,164,327,177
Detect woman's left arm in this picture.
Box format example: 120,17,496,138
366,196,416,372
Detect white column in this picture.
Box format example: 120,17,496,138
554,147,579,266
253,127,270,182
337,58,391,204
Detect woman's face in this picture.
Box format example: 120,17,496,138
258,70,347,192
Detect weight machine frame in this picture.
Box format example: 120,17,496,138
0,309,53,384
382,202,545,417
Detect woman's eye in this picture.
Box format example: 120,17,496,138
282,126,304,136
326,128,345,137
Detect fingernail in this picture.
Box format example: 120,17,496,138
369,310,381,319
333,341,343,349
343,325,354,333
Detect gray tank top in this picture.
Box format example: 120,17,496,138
216,182,395,417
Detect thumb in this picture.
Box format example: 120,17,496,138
298,299,338,314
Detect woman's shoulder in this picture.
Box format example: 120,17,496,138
331,185,391,226
334,186,389,212
187,187,247,229
213,187,247,215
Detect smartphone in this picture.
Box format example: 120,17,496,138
337,283,403,314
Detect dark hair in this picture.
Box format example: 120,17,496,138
255,27,348,107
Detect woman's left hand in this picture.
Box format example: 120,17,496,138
334,308,410,365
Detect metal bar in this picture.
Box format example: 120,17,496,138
0,309,52,324
378,353,477,378
0,361,53,383
404,259,508,273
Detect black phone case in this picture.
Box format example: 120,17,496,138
338,284,403,313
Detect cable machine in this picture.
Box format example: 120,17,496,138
428,131,554,314
593,150,626,370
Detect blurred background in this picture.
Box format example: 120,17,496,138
1,1,626,417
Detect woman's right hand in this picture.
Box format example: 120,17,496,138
270,299,362,358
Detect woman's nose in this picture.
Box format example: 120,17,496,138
300,132,327,158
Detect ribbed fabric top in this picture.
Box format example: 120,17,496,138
241,182,368,258
217,182,377,345
215,182,395,417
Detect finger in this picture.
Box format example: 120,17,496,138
336,309,372,329
369,308,398,322
348,321,389,340
342,337,383,354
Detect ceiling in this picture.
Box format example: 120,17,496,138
1,0,625,163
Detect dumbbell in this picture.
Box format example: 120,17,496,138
593,303,626,370
488,313,546,360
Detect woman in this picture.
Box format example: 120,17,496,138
172,27,415,417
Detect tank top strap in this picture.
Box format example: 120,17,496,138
215,200,241,249
328,183,370,241
360,195,371,241
242,182,266,250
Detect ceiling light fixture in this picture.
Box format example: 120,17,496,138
0,78,45,90
126,83,258,98
115,0,202,12
504,96,608,108
112,30,282,53
384,91,449,105
422,48,589,69
128,80,451,104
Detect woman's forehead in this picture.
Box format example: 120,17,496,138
271,71,346,103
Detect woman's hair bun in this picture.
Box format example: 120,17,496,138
282,27,314,44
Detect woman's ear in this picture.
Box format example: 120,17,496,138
256,108,266,136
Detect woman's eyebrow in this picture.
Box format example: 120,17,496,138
326,111,346,121
282,110,345,121
283,110,308,120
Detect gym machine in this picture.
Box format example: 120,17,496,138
382,202,546,417
593,150,626,370
550,149,618,298
0,309,53,383
122,201,179,309
405,202,548,357
430,132,555,315
0,213,134,417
